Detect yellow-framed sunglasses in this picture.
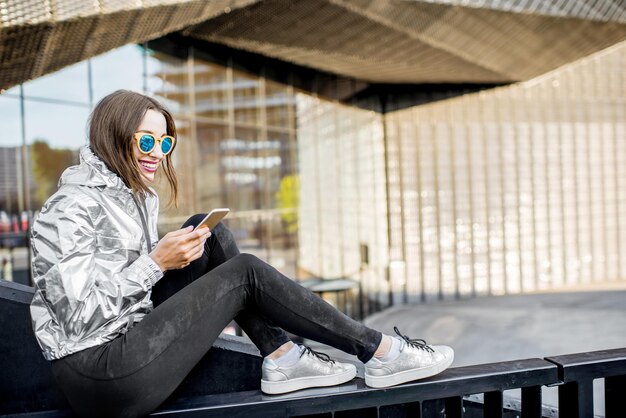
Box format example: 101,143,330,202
133,132,176,155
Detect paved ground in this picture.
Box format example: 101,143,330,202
364,282,626,367
304,281,626,417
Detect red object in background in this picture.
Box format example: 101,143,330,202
2,212,31,232
0,212,9,233
21,212,28,231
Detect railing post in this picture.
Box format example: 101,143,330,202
558,380,593,418
605,374,626,418
421,399,444,418
444,396,463,418
484,390,503,418
521,385,542,418
548,348,626,418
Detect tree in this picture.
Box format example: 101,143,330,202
275,174,299,234
30,140,78,208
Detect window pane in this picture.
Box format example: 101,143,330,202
0,96,23,216
92,45,145,103
25,101,85,209
148,51,188,117
0,95,22,147
23,61,89,103
25,101,89,149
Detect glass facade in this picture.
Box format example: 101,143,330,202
383,41,626,302
296,95,388,313
150,50,299,279
1,37,625,314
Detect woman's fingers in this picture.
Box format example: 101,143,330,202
154,225,210,271
179,239,205,263
152,224,211,271
179,228,210,243
190,244,205,261
168,225,194,237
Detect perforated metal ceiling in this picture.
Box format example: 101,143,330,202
0,0,256,90
183,0,626,83
2,0,626,89
421,0,626,23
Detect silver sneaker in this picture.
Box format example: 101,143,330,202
261,345,357,394
364,327,454,388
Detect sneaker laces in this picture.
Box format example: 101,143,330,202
301,346,336,364
394,326,434,353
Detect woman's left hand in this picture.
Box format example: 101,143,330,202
149,226,212,272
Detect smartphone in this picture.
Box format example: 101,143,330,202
194,208,230,231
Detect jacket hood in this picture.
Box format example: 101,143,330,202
59,146,131,192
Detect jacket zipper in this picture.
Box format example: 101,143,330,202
131,194,152,252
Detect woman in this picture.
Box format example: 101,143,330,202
30,90,453,417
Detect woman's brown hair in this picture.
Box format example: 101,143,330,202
88,90,178,206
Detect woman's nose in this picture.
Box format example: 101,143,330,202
150,142,164,159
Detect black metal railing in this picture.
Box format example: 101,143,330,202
153,348,626,418
547,349,626,418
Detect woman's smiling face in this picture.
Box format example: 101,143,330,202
133,109,168,184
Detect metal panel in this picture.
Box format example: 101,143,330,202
0,0,257,89
184,0,626,84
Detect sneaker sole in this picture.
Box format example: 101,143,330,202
261,367,357,395
364,352,454,388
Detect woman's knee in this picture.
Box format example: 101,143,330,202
181,213,206,229
212,221,231,237
213,222,239,257
232,253,266,271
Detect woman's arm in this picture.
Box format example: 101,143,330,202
31,194,163,339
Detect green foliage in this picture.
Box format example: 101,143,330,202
275,174,299,233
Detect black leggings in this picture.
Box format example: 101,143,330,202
50,215,382,418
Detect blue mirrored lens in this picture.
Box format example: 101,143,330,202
161,137,173,154
139,135,155,153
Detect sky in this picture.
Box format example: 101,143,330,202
0,45,148,149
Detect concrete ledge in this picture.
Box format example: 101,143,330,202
0,280,263,416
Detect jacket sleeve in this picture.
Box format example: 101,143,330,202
147,187,160,250
31,194,163,339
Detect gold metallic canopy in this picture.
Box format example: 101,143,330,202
2,0,626,89
0,0,256,90
183,0,626,83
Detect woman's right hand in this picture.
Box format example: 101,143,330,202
149,226,212,272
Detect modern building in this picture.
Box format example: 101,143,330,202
0,146,29,214
1,0,626,315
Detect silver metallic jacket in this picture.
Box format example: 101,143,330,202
30,146,163,361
